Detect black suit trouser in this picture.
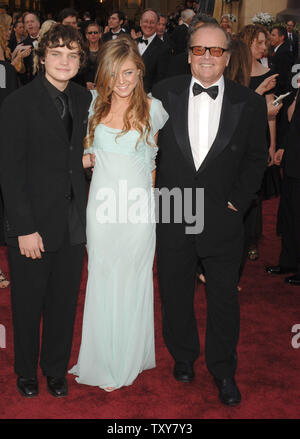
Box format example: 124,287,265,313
157,231,242,379
279,176,300,271
8,231,85,378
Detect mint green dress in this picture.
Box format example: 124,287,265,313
69,91,168,389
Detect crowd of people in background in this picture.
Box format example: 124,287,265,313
0,0,300,406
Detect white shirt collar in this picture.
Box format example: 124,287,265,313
274,42,284,53
141,32,156,44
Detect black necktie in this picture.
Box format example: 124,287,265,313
56,93,73,140
139,37,148,45
192,82,219,100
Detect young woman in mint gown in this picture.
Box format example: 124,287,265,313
69,36,168,391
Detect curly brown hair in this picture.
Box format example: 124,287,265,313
34,23,87,73
238,24,269,49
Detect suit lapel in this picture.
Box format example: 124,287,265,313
196,79,245,175
168,82,196,171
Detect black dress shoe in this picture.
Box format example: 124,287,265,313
173,361,194,383
17,376,38,398
285,274,300,285
47,376,68,397
266,265,296,275
213,377,241,406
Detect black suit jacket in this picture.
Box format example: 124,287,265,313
152,75,268,252
140,35,170,93
170,24,188,55
0,75,92,251
269,42,293,95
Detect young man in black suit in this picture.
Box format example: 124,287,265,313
152,24,268,406
0,24,94,398
137,8,170,93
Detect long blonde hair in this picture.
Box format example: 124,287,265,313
0,24,11,60
85,35,153,149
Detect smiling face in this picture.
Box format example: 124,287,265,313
111,57,140,99
140,10,158,39
43,41,80,90
188,26,230,87
250,32,267,60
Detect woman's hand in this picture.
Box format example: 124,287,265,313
267,99,283,118
82,153,95,169
274,148,284,166
86,82,95,90
256,74,278,95
268,145,276,167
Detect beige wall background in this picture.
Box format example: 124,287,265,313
238,0,288,28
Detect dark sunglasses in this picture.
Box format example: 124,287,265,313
87,31,99,35
189,46,228,57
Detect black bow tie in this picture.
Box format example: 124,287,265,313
192,82,219,100
139,38,148,45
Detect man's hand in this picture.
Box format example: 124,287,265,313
18,232,45,259
82,153,95,169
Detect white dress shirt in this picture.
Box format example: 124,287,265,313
188,75,225,170
138,32,157,56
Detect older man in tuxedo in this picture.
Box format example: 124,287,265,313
152,23,268,406
137,8,170,93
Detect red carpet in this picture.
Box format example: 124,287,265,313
0,197,300,419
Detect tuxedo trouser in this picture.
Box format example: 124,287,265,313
279,176,300,271
157,234,242,379
8,231,85,378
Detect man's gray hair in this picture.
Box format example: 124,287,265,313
188,22,232,52
181,9,195,24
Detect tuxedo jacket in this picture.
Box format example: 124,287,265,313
0,74,92,251
140,35,170,93
269,42,293,95
20,34,36,84
152,75,268,252
102,28,127,43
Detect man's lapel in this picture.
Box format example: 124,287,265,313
168,78,196,171
196,78,245,175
